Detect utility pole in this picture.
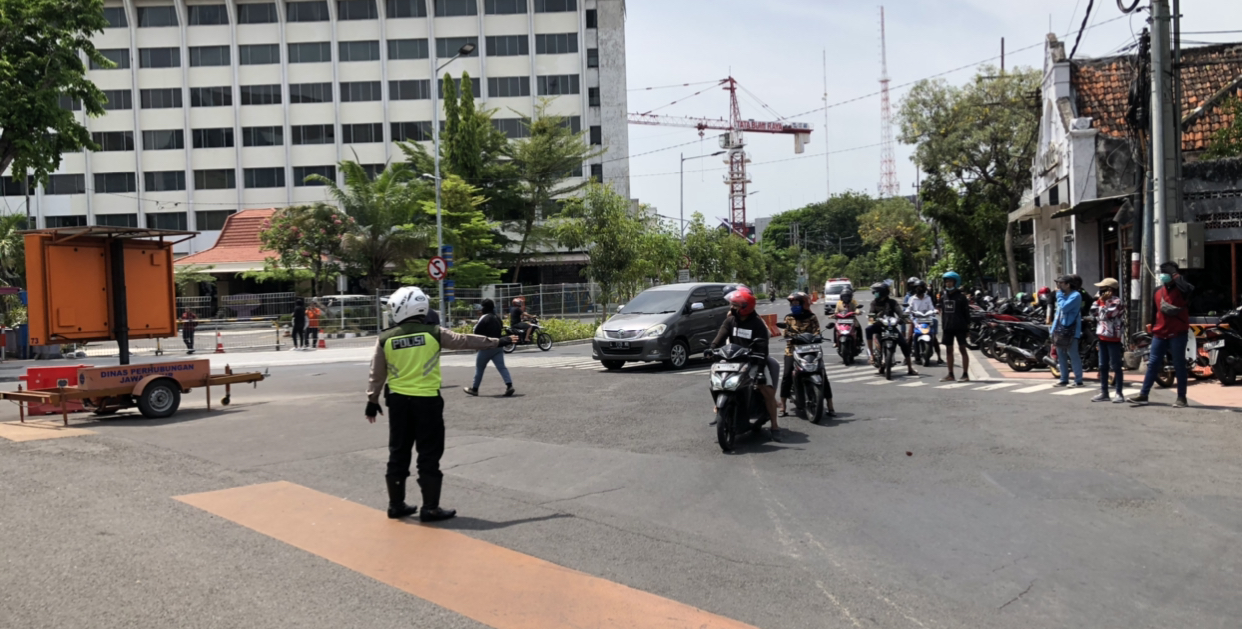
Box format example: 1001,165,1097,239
1150,0,1177,267
822,49,830,199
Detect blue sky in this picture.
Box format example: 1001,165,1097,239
622,0,1242,226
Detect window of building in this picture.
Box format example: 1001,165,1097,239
488,76,530,98
589,125,601,145
145,171,187,192
435,36,478,59
237,2,278,23
391,121,432,142
535,33,577,55
588,86,600,107
485,35,528,56
188,4,229,24
139,47,181,68
192,128,235,149
286,0,329,21
240,84,282,105
387,38,429,60
339,40,380,62
239,44,280,65
537,74,579,95
190,45,231,67
590,162,602,180
294,165,336,186
484,0,525,13
288,82,333,103
492,118,528,139
438,77,481,98
342,122,383,143
585,8,595,27
58,96,82,111
190,86,232,107
140,88,183,109
1,176,30,196
389,79,430,100
534,0,574,12
97,213,138,227
385,0,426,18
143,129,185,150
102,89,133,111
433,0,476,16
288,42,332,63
92,131,135,152
291,124,334,145
147,212,188,230
91,49,130,70
341,81,382,102
359,163,385,178
561,115,581,133
194,171,236,191
242,126,283,146
46,215,88,228
244,167,285,188
44,174,86,195
195,209,236,229
103,7,128,27
93,172,137,193
137,6,179,26
338,0,377,19
587,47,598,67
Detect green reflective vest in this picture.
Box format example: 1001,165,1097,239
381,322,442,397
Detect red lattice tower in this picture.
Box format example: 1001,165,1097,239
878,6,900,198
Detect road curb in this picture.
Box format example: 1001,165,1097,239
441,337,593,356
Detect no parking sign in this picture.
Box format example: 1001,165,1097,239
427,257,448,281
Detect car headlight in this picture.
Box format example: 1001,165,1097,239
595,326,607,340
644,324,667,338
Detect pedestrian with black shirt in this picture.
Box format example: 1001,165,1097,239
291,298,307,350
464,299,515,397
939,271,972,382
180,309,198,354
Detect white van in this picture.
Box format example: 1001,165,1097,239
823,278,853,314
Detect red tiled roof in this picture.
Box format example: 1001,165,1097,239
174,208,278,266
1072,42,1242,152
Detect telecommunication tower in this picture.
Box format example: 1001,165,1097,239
878,6,900,198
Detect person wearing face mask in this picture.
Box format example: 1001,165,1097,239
779,292,834,417
866,282,918,376
906,279,942,365
1090,278,1127,403
938,271,971,381
1131,262,1195,407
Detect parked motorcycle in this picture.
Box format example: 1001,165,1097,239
873,314,903,381
503,316,554,353
707,341,773,452
833,310,863,365
995,321,1051,372
779,325,827,423
909,309,937,366
1205,305,1242,385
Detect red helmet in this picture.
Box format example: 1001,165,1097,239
727,287,757,316
1037,287,1052,297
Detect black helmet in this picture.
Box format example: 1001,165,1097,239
787,291,810,308
841,288,854,301
914,279,927,292
871,281,890,298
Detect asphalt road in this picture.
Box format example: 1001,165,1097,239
1,300,1240,629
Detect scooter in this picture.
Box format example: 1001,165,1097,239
909,309,937,366
706,341,773,452
873,314,903,381
833,311,863,365
779,325,827,424
995,321,1051,372
503,317,554,353
1205,304,1242,385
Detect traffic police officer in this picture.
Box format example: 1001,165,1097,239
365,285,515,522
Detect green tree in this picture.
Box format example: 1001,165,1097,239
173,264,215,296
309,161,430,291
400,175,502,288
0,213,27,288
898,66,1041,293
257,202,353,296
0,0,112,182
1204,97,1242,160
552,183,645,314
684,213,728,281
505,100,605,280
760,242,798,297
760,191,876,256
857,197,931,289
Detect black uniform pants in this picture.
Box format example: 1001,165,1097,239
386,393,447,509
182,327,195,349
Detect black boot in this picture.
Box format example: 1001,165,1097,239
417,476,456,523
504,383,515,397
385,476,418,519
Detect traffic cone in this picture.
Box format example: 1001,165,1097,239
214,330,225,354
318,338,327,349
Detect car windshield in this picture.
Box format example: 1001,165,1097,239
826,285,848,294
621,290,689,314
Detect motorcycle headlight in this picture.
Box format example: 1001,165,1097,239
594,326,607,340
711,372,725,389
723,374,742,390
644,324,668,338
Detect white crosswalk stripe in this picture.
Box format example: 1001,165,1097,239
936,382,976,389
835,375,880,383
1052,387,1095,396
898,382,928,387
974,382,1020,391
1014,383,1057,393
866,380,894,385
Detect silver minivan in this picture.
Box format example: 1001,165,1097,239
592,283,733,370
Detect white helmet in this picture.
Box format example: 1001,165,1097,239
388,286,430,323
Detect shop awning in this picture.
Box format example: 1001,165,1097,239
1050,193,1135,221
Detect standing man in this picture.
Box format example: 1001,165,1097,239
180,309,198,354
306,300,323,351
365,286,516,522
1131,262,1194,408
1052,274,1085,388
939,271,971,382
1091,278,1127,403
291,298,307,350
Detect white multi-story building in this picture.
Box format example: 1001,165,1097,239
0,0,630,255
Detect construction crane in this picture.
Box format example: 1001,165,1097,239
629,77,812,239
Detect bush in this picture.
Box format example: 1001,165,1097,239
538,318,596,342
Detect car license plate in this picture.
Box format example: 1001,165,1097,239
609,341,630,349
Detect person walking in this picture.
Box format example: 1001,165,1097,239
180,309,198,354
463,299,515,397
306,300,323,350
1091,278,1127,403
291,298,307,350
1052,274,1085,387
1131,262,1195,408
365,286,516,522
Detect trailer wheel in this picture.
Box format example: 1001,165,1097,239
138,379,181,419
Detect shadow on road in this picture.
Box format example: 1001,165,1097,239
89,406,251,428
429,513,573,531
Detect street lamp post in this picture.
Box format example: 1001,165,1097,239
679,151,726,241
430,42,476,327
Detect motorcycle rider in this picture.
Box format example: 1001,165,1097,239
509,298,534,343
779,292,834,417
834,288,864,350
939,271,972,382
906,279,943,365
866,281,918,376
709,287,783,440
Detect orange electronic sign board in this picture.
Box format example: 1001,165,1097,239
25,232,178,346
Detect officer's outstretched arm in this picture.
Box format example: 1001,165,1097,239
440,328,507,350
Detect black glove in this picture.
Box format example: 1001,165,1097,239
365,401,383,418
498,336,514,347
1159,299,1183,316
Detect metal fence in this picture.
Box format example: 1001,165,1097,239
176,292,297,319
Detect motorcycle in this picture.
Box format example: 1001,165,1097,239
909,309,937,366
1205,304,1242,385
779,325,827,423
966,307,986,350
503,316,554,353
833,311,863,365
873,314,903,381
707,341,773,452
995,321,1051,372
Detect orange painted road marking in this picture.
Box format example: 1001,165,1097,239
176,481,759,629
0,420,95,442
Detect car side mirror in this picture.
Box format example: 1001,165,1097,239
690,302,704,311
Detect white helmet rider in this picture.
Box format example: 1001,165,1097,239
388,285,430,324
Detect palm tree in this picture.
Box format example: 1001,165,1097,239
307,161,430,291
